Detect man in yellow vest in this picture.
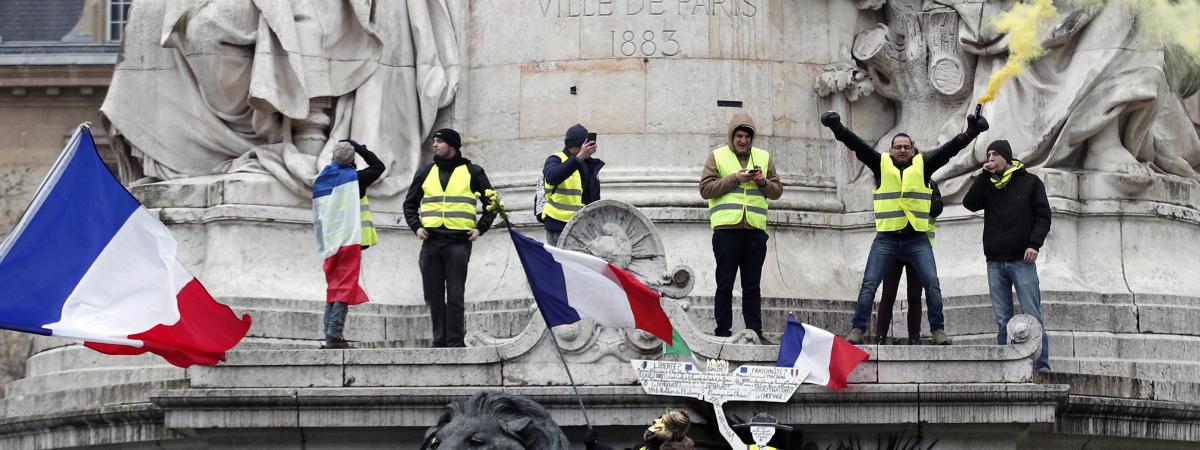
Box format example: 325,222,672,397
315,140,384,349
699,114,783,343
821,111,988,345
541,124,605,246
402,129,497,348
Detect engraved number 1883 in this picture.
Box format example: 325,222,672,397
611,30,679,57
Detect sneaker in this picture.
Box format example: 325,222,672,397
907,336,921,345
930,329,951,345
875,335,887,345
846,328,865,345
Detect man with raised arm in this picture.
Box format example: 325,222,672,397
821,111,988,345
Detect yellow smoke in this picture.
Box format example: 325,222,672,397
980,0,1200,104
1126,0,1200,65
979,0,1059,104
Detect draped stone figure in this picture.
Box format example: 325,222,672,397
100,0,460,198
933,0,1200,196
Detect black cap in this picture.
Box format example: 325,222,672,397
433,128,461,150
564,124,588,150
987,139,1013,161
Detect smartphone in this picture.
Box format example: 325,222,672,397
748,166,762,174
586,132,597,143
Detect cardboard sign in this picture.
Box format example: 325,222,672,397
632,360,805,449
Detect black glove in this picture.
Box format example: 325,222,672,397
965,114,990,136
820,111,844,132
339,138,368,153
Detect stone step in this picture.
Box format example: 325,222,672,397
5,366,183,398
2,380,183,419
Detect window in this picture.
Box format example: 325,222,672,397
107,0,133,42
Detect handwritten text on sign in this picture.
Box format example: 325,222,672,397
632,360,804,403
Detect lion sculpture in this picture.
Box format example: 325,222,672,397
421,391,571,449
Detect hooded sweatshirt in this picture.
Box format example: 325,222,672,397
962,159,1052,261
699,113,784,230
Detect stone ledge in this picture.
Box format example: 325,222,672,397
1058,395,1200,442
0,403,180,450
150,383,1069,429
1037,372,1200,405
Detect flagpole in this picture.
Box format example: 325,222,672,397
545,319,594,430
502,215,593,430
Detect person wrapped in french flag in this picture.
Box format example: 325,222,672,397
776,314,869,389
312,153,371,307
0,126,251,368
509,229,674,345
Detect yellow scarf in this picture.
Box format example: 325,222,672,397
991,160,1023,189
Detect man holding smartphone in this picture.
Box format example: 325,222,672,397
541,124,605,246
699,114,783,343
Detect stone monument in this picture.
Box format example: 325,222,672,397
3,0,1200,448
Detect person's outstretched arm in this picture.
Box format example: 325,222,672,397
820,111,882,182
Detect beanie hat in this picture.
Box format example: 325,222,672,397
987,139,1013,161
564,124,589,150
433,128,462,150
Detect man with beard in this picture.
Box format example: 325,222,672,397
403,129,496,348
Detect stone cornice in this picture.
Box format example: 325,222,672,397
0,64,114,88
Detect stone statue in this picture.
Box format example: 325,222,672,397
420,391,570,450
560,200,695,299
849,0,977,153
820,0,1200,196
100,0,460,198
934,0,1200,196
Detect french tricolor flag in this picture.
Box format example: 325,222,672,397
312,162,368,305
776,314,869,389
0,126,251,368
510,229,673,345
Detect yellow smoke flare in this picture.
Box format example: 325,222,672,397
979,0,1060,104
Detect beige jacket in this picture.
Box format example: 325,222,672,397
699,113,783,230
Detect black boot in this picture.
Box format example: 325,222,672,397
323,336,350,349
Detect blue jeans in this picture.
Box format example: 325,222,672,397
323,301,349,340
988,260,1050,370
852,232,944,332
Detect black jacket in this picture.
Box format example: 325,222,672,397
542,153,605,232
962,164,1052,261
355,147,386,197
402,153,497,240
832,128,974,234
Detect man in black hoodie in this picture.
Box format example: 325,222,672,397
403,129,497,348
963,139,1052,371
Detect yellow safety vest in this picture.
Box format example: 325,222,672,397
419,165,477,230
708,146,770,230
360,196,378,247
750,446,778,450
541,152,585,223
874,154,934,232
